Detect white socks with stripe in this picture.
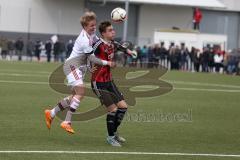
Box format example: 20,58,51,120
50,97,71,118
65,97,80,123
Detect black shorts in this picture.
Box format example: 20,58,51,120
91,81,124,107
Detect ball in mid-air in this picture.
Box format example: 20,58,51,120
111,7,127,23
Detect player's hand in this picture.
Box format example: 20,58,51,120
127,49,138,59
107,61,116,68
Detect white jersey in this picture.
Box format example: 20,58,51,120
67,29,98,61
64,29,107,87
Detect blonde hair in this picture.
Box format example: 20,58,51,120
80,11,96,27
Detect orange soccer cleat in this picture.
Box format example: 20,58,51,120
60,121,75,134
44,109,53,130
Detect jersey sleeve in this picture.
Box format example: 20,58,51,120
113,40,128,53
92,40,102,56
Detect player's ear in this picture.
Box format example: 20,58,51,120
101,31,106,37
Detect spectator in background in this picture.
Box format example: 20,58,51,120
66,40,74,59
214,53,224,73
186,47,191,71
147,45,155,68
223,51,229,74
193,8,202,30
189,47,195,71
140,45,148,68
159,42,168,68
169,46,180,70
15,37,24,61
208,48,215,73
59,41,66,63
7,40,15,60
153,44,161,68
227,55,238,75
34,40,41,62
136,46,142,67
214,46,224,73
45,40,52,62
202,47,210,72
0,37,8,60
53,40,61,62
237,57,240,75
179,43,188,71
192,48,201,72
126,52,133,67
26,40,34,61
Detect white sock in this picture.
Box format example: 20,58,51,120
64,97,80,123
65,111,73,123
50,107,60,118
51,97,71,118
69,97,80,110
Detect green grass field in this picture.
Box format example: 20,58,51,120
0,61,240,160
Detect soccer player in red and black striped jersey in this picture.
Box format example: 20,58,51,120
91,21,134,147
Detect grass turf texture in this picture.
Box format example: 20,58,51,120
0,61,240,160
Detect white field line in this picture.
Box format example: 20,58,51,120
1,72,240,89
0,80,240,93
168,80,240,89
0,151,239,158
0,69,50,74
0,80,49,85
0,73,49,77
174,87,240,93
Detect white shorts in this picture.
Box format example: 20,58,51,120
66,68,84,87
64,61,87,87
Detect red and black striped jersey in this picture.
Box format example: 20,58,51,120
91,39,115,82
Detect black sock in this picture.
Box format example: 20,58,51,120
114,108,127,133
57,102,65,111
106,112,116,136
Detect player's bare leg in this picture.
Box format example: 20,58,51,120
61,85,84,134
44,96,72,130
106,105,122,147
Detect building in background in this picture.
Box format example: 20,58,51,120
0,0,239,50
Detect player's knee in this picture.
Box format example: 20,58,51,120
68,96,73,102
73,85,85,97
117,100,128,109
75,91,85,99
119,105,128,109
73,95,84,101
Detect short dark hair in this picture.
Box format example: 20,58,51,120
99,21,112,35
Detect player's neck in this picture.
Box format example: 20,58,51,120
101,38,111,44
83,29,94,37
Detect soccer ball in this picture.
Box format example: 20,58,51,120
111,7,127,23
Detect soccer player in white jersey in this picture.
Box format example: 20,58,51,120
44,11,115,134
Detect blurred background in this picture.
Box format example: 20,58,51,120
0,0,240,75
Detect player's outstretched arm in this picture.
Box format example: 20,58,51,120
88,54,116,67
113,41,137,58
